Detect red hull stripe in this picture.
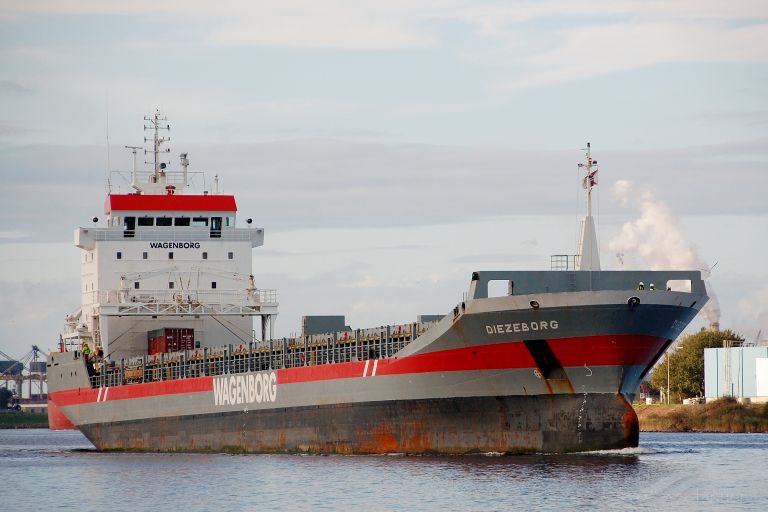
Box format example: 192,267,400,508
50,334,663,406
47,398,75,430
105,194,237,213
279,334,665,384
52,376,212,407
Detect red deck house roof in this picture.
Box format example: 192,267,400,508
105,194,238,213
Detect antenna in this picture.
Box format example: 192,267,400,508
105,96,111,178
180,153,189,188
578,142,599,217
576,142,601,271
125,145,142,192
143,109,171,183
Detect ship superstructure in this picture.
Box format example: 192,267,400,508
61,110,277,365
48,117,709,453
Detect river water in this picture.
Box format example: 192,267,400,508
2,430,765,511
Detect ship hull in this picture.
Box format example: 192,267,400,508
48,282,708,454
79,393,637,454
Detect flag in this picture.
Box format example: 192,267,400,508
582,170,598,189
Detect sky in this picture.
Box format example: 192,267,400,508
0,1,767,360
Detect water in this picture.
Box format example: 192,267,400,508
2,430,766,511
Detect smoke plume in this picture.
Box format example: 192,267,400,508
608,180,721,325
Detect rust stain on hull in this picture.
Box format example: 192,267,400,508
80,394,639,454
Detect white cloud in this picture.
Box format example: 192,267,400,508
736,288,768,340
499,21,768,89
5,1,768,85
607,180,721,324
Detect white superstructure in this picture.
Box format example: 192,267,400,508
62,110,278,361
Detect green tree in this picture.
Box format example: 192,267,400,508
0,387,13,409
650,329,743,402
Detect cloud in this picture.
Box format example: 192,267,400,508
4,1,768,85
0,80,33,95
206,8,437,49
736,287,768,341
607,180,721,324
498,21,768,89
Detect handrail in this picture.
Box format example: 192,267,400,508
83,227,259,242
89,321,439,389
82,288,278,306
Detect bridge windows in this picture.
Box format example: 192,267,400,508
192,216,208,227
174,217,190,227
211,216,222,238
124,216,135,238
156,217,172,227
138,217,153,227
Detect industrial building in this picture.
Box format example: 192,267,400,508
704,345,768,403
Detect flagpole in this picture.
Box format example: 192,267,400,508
577,142,600,271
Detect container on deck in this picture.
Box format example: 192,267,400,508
148,328,194,354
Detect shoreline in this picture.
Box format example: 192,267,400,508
0,413,49,429
635,397,768,433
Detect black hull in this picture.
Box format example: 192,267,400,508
81,393,638,454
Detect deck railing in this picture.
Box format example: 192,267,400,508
88,321,438,389
83,288,278,306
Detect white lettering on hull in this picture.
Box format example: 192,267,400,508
213,371,277,406
485,320,559,335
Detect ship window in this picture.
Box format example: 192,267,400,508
174,217,190,227
138,217,153,227
156,217,172,227
192,216,209,227
142,252,148,260
226,216,235,227
202,252,208,260
228,252,233,259
124,217,135,238
211,281,217,289
169,282,175,289
134,282,140,289
116,251,122,259
168,252,174,260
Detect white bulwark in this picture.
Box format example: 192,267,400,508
62,111,278,361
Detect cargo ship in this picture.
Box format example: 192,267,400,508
47,112,709,453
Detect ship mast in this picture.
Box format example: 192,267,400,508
577,142,601,271
143,109,171,185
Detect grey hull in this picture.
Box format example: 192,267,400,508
80,392,638,454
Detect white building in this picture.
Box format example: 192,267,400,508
704,346,768,403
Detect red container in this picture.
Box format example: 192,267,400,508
148,328,194,354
